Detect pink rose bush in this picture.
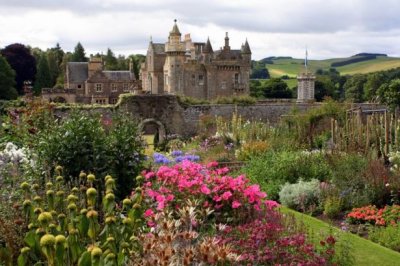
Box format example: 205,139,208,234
141,160,273,223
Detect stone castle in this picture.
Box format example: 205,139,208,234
140,20,252,99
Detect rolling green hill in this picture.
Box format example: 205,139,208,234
262,55,400,78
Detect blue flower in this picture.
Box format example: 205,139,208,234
153,153,171,164
171,150,184,157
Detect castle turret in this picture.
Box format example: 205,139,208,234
224,32,230,51
241,38,251,64
164,19,186,94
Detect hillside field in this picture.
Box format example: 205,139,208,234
264,55,400,78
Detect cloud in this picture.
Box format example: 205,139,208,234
0,0,399,59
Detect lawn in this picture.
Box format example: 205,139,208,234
281,207,400,266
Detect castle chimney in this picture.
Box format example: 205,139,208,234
224,32,230,50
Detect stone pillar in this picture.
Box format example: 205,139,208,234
297,73,315,103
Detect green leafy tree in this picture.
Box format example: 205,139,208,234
1,43,37,95
0,55,17,100
71,42,87,62
34,54,52,94
343,74,367,102
364,72,386,101
377,79,400,111
262,78,292,98
47,51,59,86
314,76,336,101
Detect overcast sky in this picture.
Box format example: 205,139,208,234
0,0,399,60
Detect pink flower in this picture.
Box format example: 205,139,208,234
265,200,279,210
221,191,233,200
145,171,155,180
144,209,154,218
232,200,241,209
200,185,211,195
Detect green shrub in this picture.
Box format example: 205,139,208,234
323,196,342,219
242,150,331,200
279,179,321,213
368,224,400,252
35,111,145,199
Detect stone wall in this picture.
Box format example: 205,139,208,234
54,95,386,139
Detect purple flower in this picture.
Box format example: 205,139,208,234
171,150,184,157
153,153,171,164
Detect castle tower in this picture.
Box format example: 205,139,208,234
297,49,315,102
241,38,251,65
164,19,186,94
203,37,213,63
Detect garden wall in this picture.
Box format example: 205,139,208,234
54,95,386,138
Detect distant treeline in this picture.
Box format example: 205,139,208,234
331,53,387,67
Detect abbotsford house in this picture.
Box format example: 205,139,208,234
42,20,252,104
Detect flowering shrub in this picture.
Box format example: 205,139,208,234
142,160,276,224
218,211,336,265
347,205,400,226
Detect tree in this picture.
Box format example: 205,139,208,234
71,42,87,62
0,55,17,100
377,79,400,111
364,72,386,101
343,74,367,102
47,51,59,86
262,78,292,98
128,54,146,79
34,54,52,94
314,76,337,101
1,43,36,95
104,48,118,70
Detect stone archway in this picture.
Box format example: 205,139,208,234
139,118,166,145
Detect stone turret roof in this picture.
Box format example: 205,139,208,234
103,71,136,81
67,62,88,83
169,20,181,36
242,39,251,54
215,50,242,60
203,38,213,53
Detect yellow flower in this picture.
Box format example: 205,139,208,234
38,212,52,224
87,174,95,182
55,235,66,244
91,247,102,258
86,188,97,197
122,198,132,206
86,210,98,218
40,234,56,247
20,182,30,190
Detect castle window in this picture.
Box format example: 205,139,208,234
111,84,118,92
95,83,103,92
123,83,129,92
95,98,107,104
221,81,226,90
234,73,240,84
110,98,118,104
77,84,82,89
198,75,204,85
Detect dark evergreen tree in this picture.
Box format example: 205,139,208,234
104,48,118,70
1,43,37,95
34,54,52,95
71,42,87,62
0,55,17,100
47,51,59,86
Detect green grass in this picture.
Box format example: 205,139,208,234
265,56,400,78
281,207,400,266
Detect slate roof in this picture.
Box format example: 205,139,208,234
214,50,243,60
103,71,136,81
152,43,165,54
67,62,88,83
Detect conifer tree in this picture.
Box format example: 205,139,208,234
0,55,17,100
34,54,52,95
71,42,87,62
